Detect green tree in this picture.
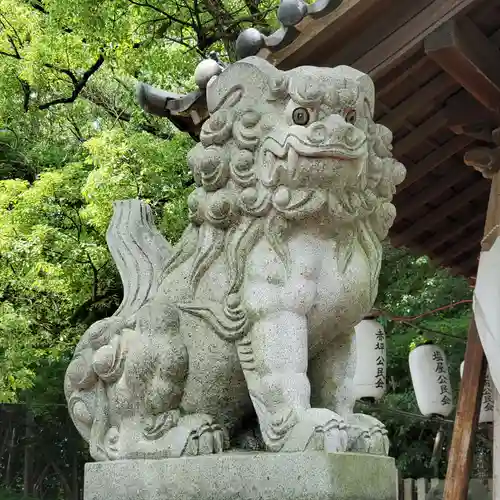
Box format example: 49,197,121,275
0,0,480,494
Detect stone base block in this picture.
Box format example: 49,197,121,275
84,452,398,500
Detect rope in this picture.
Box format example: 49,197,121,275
481,224,500,247
373,300,472,323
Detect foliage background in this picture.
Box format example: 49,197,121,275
0,1,485,498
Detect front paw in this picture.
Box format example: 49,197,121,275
281,408,348,453
345,414,389,455
179,414,226,456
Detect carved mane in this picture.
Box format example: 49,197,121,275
158,57,405,340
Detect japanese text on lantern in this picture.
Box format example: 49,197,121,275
374,328,385,389
483,373,494,412
432,349,451,406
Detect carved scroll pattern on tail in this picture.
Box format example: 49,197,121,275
108,200,173,317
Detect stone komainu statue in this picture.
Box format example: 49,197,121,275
64,57,406,460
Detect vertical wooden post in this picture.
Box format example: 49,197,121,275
442,321,486,500
443,173,500,500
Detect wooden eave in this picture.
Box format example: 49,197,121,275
261,0,500,278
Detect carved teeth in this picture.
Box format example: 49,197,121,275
287,147,299,180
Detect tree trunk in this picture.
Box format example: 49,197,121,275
5,426,16,487
33,464,50,499
23,409,35,498
51,461,72,500
0,423,11,461
71,453,79,500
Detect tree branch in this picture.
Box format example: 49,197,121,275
0,49,20,59
82,90,173,139
127,0,193,29
29,1,48,14
38,53,105,110
18,78,31,112
44,63,79,87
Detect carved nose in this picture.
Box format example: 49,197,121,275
343,125,365,148
308,123,328,144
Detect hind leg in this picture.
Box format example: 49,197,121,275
309,330,389,455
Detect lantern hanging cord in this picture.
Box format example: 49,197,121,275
357,401,455,424
372,299,472,322
358,402,493,438
397,319,466,342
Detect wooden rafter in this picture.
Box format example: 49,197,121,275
423,212,486,254
434,228,482,265
262,0,386,70
352,0,482,79
375,52,427,100
393,165,472,221
380,73,455,131
463,258,480,278
425,17,500,116
264,0,482,78
391,181,487,247
325,0,437,68
393,111,448,158
376,99,443,160
443,91,495,134
397,135,475,192
391,91,489,159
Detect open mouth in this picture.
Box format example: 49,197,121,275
260,134,366,187
261,134,365,161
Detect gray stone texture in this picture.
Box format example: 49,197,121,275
66,57,405,463
85,452,398,500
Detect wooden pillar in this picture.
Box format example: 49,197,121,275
443,173,500,500
443,323,486,500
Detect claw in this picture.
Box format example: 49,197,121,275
345,414,390,455
323,425,348,453
185,434,199,456
198,428,215,454
214,430,225,453
280,408,347,453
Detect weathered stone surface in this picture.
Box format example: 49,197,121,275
65,56,405,461
85,452,398,500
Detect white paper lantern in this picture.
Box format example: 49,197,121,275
460,361,494,424
353,319,387,401
409,343,453,417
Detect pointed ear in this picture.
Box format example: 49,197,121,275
333,65,375,117
206,57,283,113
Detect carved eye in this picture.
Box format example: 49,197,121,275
292,107,310,126
345,109,357,124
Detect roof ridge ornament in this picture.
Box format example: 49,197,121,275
235,0,343,60
136,57,225,139
136,0,347,137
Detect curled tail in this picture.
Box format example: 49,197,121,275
107,199,172,318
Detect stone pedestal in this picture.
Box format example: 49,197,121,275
84,452,398,500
